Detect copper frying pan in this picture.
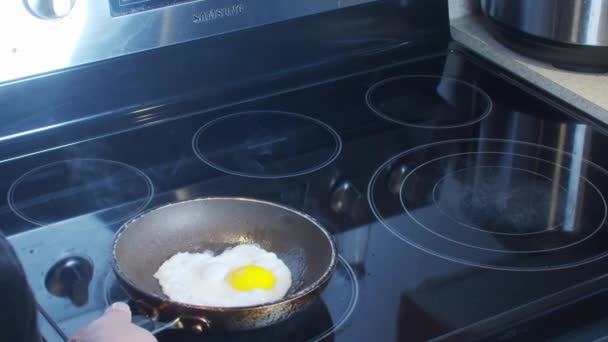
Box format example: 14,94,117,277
111,197,337,334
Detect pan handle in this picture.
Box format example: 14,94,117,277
129,299,211,335
127,299,211,335
130,299,159,320
150,316,211,335
149,318,180,335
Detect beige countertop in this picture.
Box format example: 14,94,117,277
451,15,608,125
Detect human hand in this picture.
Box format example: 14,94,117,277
69,302,157,342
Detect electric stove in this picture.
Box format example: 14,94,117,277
3,1,608,341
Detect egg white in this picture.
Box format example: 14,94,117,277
153,244,292,307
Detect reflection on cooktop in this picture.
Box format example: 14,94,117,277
433,166,568,235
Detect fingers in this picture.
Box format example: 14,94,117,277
69,302,157,342
103,302,132,322
71,302,132,339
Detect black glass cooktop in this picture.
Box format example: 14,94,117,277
6,49,608,342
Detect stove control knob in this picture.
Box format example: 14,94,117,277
45,256,93,306
25,0,76,20
388,163,411,195
331,180,368,222
331,181,361,215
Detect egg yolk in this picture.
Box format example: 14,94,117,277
229,265,276,291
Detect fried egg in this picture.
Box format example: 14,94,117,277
153,244,292,307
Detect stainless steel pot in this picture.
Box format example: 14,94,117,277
481,0,608,72
481,0,608,47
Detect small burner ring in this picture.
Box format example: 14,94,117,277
8,159,154,226
366,75,492,129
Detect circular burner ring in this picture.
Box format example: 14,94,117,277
431,165,568,236
368,138,608,271
365,75,492,129
103,255,359,341
192,111,342,179
308,256,359,342
8,158,154,226
399,153,606,253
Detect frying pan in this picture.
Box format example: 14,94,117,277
111,197,337,335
